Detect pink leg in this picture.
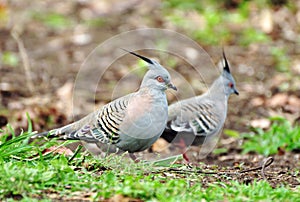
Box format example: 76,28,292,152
129,153,140,163
182,152,190,163
174,138,190,163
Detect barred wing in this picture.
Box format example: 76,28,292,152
168,101,219,137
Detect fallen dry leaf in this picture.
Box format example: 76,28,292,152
282,95,300,114
151,138,169,153
250,96,265,107
250,118,271,129
266,93,288,108
277,147,286,156
288,95,300,108
42,146,74,156
259,8,273,34
108,194,142,202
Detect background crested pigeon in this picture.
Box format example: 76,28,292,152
33,51,177,161
161,51,238,162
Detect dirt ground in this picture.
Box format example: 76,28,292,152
0,0,299,188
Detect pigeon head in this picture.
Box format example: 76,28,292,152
125,50,177,91
221,51,239,96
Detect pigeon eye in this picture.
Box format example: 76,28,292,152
228,82,233,88
156,76,165,83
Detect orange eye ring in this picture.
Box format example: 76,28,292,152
228,82,233,88
156,76,164,83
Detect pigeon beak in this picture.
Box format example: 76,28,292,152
167,83,177,91
234,89,239,95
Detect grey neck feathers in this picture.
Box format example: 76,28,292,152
207,76,229,100
140,78,150,89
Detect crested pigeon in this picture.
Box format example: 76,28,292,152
161,51,238,162
33,50,177,161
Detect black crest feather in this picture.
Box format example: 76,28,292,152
121,48,154,65
222,49,230,73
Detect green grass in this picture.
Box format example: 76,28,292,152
0,116,299,201
1,51,19,67
270,47,291,72
162,0,273,46
31,12,73,30
241,117,300,156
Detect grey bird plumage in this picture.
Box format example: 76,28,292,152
161,51,238,160
33,50,176,160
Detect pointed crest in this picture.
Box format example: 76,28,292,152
121,48,154,65
222,49,230,73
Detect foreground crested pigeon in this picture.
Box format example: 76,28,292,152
161,51,238,162
33,50,177,160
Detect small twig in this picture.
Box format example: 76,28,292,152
239,157,274,175
165,168,218,175
68,145,83,163
152,157,274,177
261,157,274,180
11,28,35,94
